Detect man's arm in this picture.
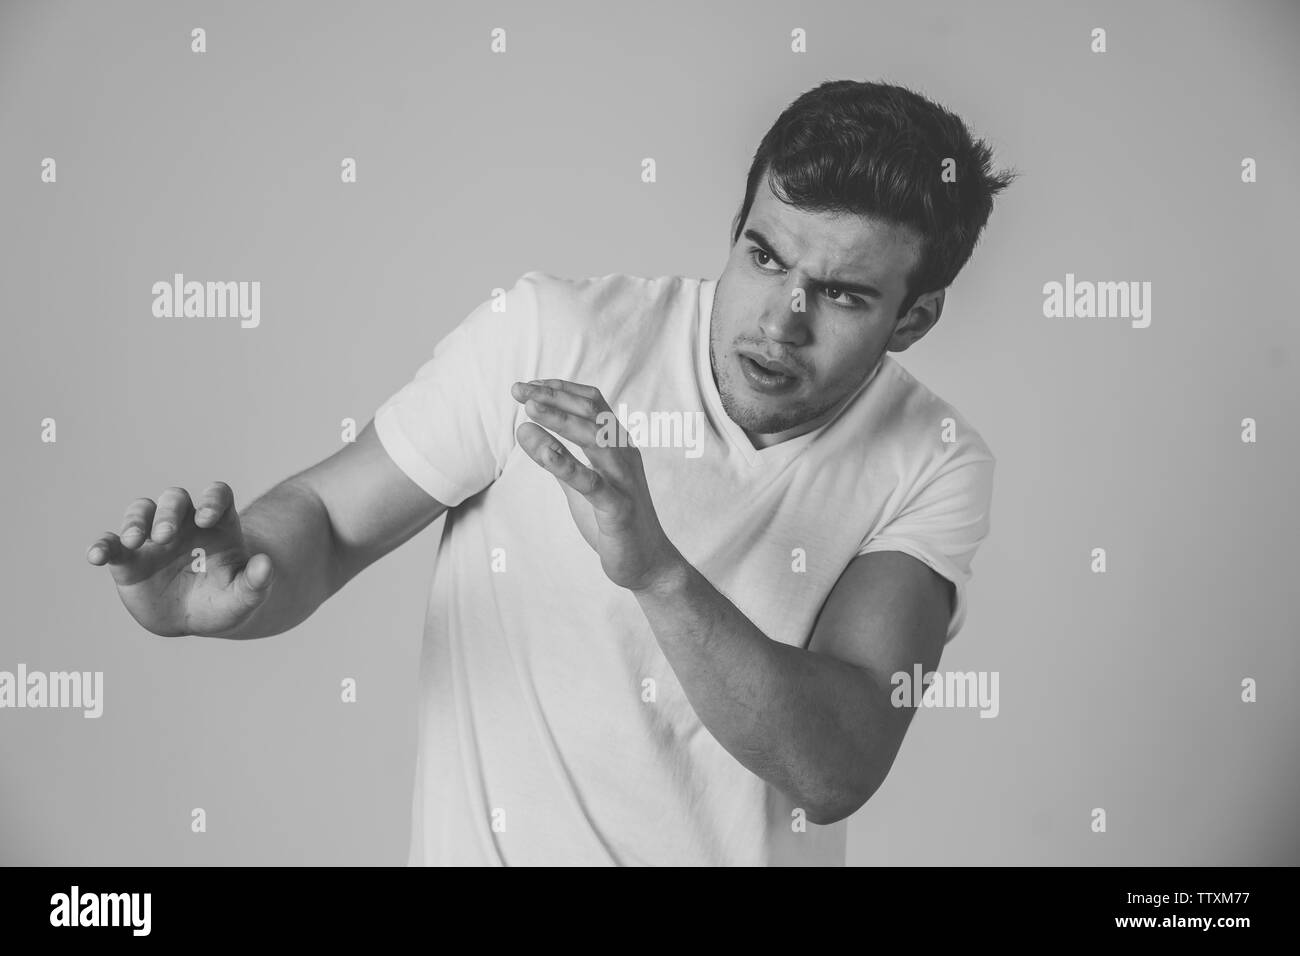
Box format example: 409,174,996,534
93,277,546,640
218,421,448,639
88,420,447,641
631,549,949,825
508,378,956,824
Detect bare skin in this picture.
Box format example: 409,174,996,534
85,422,447,640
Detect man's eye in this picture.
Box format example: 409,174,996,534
750,248,780,271
822,287,863,309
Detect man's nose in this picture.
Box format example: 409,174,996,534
759,280,812,346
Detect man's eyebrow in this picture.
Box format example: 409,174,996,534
742,227,884,299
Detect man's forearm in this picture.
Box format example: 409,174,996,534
631,554,895,824
507,378,906,821
210,479,338,640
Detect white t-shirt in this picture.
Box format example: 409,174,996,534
374,271,995,866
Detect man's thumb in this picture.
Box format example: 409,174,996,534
232,553,275,608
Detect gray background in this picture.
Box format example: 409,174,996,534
1,0,1296,865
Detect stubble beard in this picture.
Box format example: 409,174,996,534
710,334,844,437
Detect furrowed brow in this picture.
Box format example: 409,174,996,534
742,228,883,299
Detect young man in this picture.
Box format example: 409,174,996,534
87,80,1015,865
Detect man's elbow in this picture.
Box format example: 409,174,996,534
802,771,885,826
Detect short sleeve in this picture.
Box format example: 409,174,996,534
857,456,995,644
372,274,543,506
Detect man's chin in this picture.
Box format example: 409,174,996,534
719,392,807,436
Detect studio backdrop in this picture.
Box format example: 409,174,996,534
1,0,1296,865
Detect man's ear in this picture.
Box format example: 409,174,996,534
887,288,945,352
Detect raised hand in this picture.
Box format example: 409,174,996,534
510,380,685,593
85,481,274,637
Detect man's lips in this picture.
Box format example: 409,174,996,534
737,350,801,395
738,349,799,379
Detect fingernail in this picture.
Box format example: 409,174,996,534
196,508,214,523
153,522,173,537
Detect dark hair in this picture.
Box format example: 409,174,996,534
730,79,1019,319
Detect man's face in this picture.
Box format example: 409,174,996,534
711,175,942,443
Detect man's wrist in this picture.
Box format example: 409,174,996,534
631,547,693,600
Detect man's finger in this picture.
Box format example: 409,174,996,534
227,553,275,615
516,422,621,513
86,531,129,566
151,486,195,545
118,498,157,551
511,381,605,423
193,481,236,530
522,395,601,446
512,381,629,465
528,379,605,405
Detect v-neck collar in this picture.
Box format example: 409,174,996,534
695,277,883,468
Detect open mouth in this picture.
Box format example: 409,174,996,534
739,353,798,393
